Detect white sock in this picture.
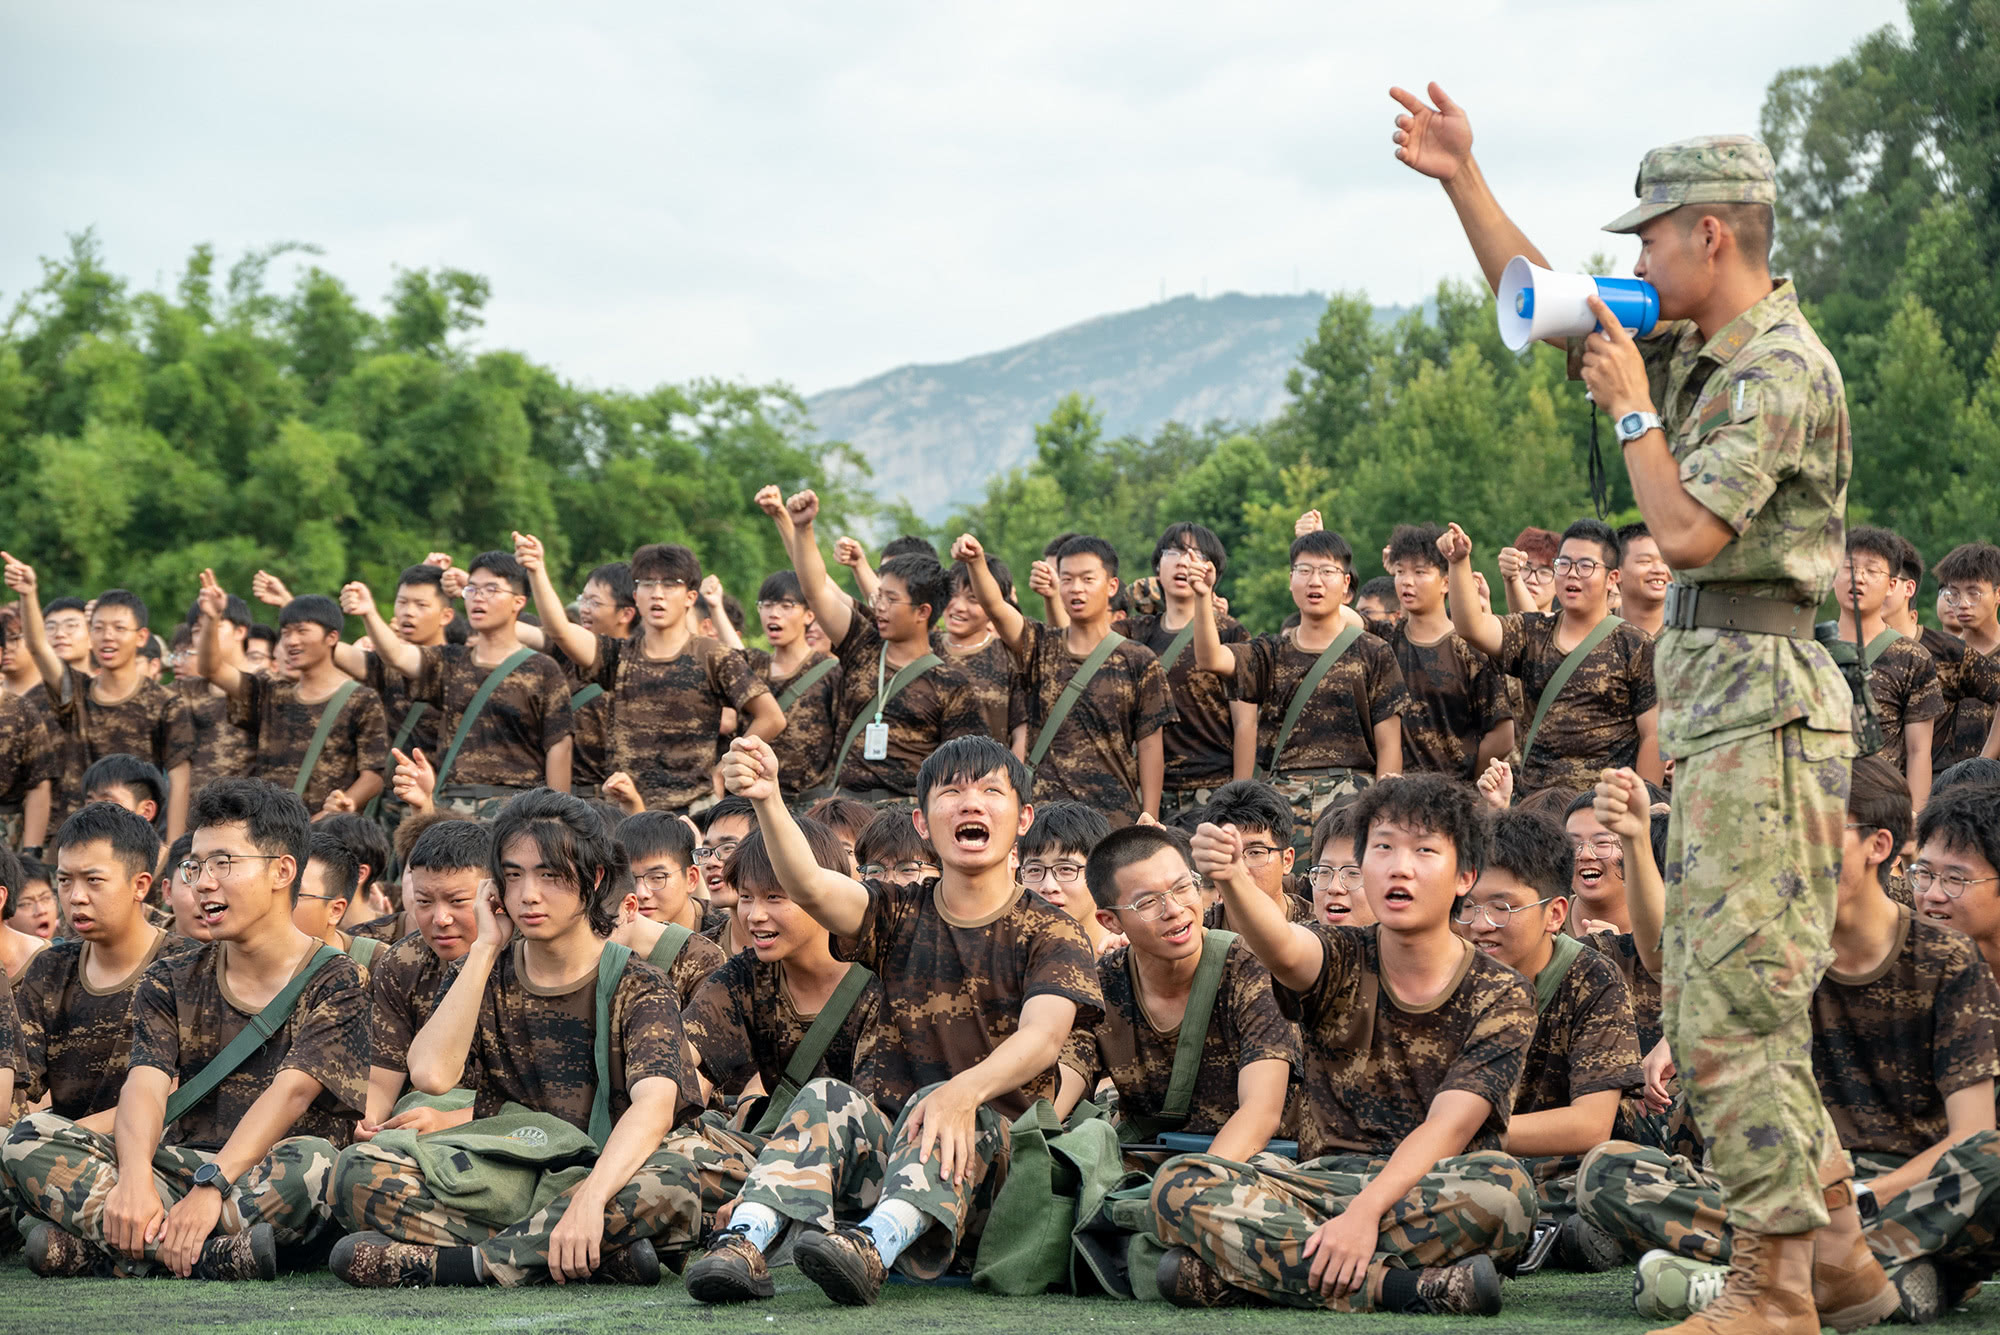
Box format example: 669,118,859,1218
857,1198,926,1269
728,1202,783,1253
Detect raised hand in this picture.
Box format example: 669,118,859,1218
1027,558,1057,599
391,746,436,813
699,574,724,607
440,566,468,601
1389,81,1473,182
717,735,781,803
784,489,821,529
1295,509,1323,537
251,569,292,607
1594,767,1649,841
0,552,37,598
196,569,229,622
1497,546,1525,581
602,771,644,815
833,537,866,569
338,582,375,618
1476,758,1513,811
1184,558,1215,601
1437,523,1473,566
950,533,985,565
473,877,514,952
423,552,455,570
1189,821,1245,882
513,531,545,574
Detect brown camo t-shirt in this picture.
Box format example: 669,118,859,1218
410,644,572,790
176,677,254,794
1493,613,1656,792
1231,629,1409,775
1379,622,1513,781
366,932,455,1075
0,687,57,810
586,633,768,811
934,633,1028,753
746,648,843,797
683,951,882,1097
1920,628,2000,768
17,930,194,1118
1015,620,1175,825
830,621,989,797
1125,612,1246,791
49,666,195,827
1865,633,1947,773
1514,942,1643,1117
230,674,389,809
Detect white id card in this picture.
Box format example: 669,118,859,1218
863,721,890,760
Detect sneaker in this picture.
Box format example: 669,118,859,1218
685,1230,775,1303
792,1226,887,1307
594,1238,663,1286
1406,1254,1504,1316
1156,1245,1252,1309
1889,1259,1941,1326
192,1223,278,1281
1635,1248,1729,1320
1553,1213,1625,1272
330,1230,439,1288
24,1222,115,1278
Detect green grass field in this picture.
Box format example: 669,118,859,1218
0,1254,1990,1333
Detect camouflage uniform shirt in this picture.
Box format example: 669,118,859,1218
1378,620,1513,781
830,621,988,797
1014,621,1175,823
934,633,1028,753
1921,627,2000,767
745,648,843,798
1515,942,1644,1116
229,674,390,810
1492,613,1656,792
175,676,254,795
645,923,726,1008
366,932,455,1075
1864,633,1947,773
583,633,769,812
682,952,883,1096
1278,925,1535,1160
838,877,1104,1120
0,687,57,815
363,650,444,761
16,930,194,1119
1204,891,1314,935
410,644,572,790
1230,629,1409,775
129,940,368,1151
1126,611,1248,791
47,666,196,828
1586,927,1664,1056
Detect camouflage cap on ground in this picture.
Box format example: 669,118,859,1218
1602,134,1777,234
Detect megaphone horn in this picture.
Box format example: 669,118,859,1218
1496,256,1660,353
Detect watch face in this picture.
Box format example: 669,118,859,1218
1618,413,1644,436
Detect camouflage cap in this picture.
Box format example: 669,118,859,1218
1602,134,1777,234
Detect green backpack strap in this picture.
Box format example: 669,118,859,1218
1027,631,1126,773
1863,627,1903,669
646,922,693,973
369,701,431,819
294,680,360,798
164,945,341,1126
570,683,605,710
826,652,942,792
777,656,839,711
1533,933,1586,1016
1264,625,1364,780
751,964,876,1137
1154,620,1199,675
347,934,383,969
434,648,535,791
1126,930,1235,1141
1520,616,1624,771
588,942,634,1149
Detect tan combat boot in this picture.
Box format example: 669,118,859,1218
1811,1181,1899,1331
1647,1228,1819,1335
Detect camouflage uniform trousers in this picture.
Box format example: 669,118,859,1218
1614,1089,1706,1163
1269,770,1370,851
1149,1150,1538,1311
329,1138,702,1287
1661,720,1850,1236
1578,1133,2000,1277
1521,1154,1583,1219
733,1077,1006,1281
0,1111,337,1276
434,785,530,823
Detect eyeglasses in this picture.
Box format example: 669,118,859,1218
295,892,341,902
872,591,910,608
635,579,688,595
1290,563,1349,584
634,869,684,893
177,852,284,882
1239,844,1286,867
1518,565,1555,584
12,890,55,912
576,594,623,613
1940,587,1992,606
462,582,515,602
1844,563,1893,582
1906,865,2000,899
1020,861,1086,886
860,860,937,880
1570,838,1622,859
1453,896,1558,927
1111,881,1204,921
693,840,741,862
756,599,803,614
1551,557,1602,578
1306,863,1363,892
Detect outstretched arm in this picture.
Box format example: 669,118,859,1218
1439,524,1505,657
515,532,598,669
341,582,421,680
1192,821,1322,993
195,570,247,699
1389,82,1550,297
950,534,1028,654
758,486,854,647
1,555,65,689
833,537,880,602
718,735,869,937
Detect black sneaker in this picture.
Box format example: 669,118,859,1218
1553,1213,1625,1272
23,1222,116,1278
593,1238,663,1286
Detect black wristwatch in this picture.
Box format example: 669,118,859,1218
190,1161,233,1195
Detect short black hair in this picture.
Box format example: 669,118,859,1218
1203,779,1294,849
1042,532,1081,560
185,591,254,632
467,551,529,598
1085,824,1193,910
1482,808,1573,901
1350,774,1487,877
1680,201,1773,270
489,788,628,937
404,819,493,875
803,795,875,841
43,597,88,617
853,807,934,871
1310,802,1361,866
248,624,279,653
586,562,637,618
164,833,192,883
701,796,756,833
618,810,698,870
317,813,392,892
1915,780,2000,883
631,543,700,587
724,818,847,898
279,594,344,636
1020,801,1112,862
1846,754,1911,888
93,589,150,630
1560,518,1621,569
1896,535,1924,586
1935,542,2000,589
1518,786,1586,823
139,633,164,662
1385,523,1446,574
0,844,22,911
915,735,1031,813
882,535,939,562
51,801,162,882
878,553,950,628
1356,576,1397,606
191,778,313,896
396,564,450,597
1289,530,1354,570
758,570,805,605
1615,521,1652,550
1935,756,2000,798
1054,534,1119,580
82,753,168,829
951,556,1016,606
307,829,362,905
1153,522,1227,581
1845,526,1904,571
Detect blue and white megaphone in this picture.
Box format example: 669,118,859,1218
1496,255,1660,352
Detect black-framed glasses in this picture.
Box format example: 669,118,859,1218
694,840,741,862
634,869,684,893
1239,844,1287,867
860,860,937,880
1551,557,1602,578
1020,861,1086,886
1453,896,1558,927
178,852,284,882
1307,863,1363,892
1111,881,1204,921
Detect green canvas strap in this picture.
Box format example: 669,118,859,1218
1264,624,1364,780
434,648,535,792
1154,620,1199,674
1533,932,1586,1016
1520,616,1624,771
164,945,340,1126
777,655,839,711
752,964,877,1137
294,680,360,798
826,652,941,792
391,701,430,752
588,942,634,1148
1028,630,1126,772
1160,929,1237,1123
347,935,382,969
1863,628,1903,669
570,683,604,709
368,701,431,819
645,922,693,974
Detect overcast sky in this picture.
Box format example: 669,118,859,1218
3,1,1905,397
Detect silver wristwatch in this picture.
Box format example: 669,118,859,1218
1616,411,1663,444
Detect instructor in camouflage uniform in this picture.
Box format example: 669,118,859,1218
1391,83,1893,1334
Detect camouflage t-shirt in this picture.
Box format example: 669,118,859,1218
1071,937,1298,1137
1864,633,1947,772
830,621,989,797
48,666,196,827
1492,613,1656,792
682,952,882,1096
935,633,1028,752
1279,925,1534,1160
1015,621,1175,824
838,877,1104,1119
410,644,572,791
453,941,689,1133
643,922,727,1008
585,633,769,811
129,940,368,1151
1585,928,1663,1056
363,650,444,762
366,932,454,1075
1230,629,1409,775
0,964,22,1108
1515,943,1643,1116
0,687,56,811
745,648,843,798
1204,892,1314,934
1920,628,2000,767
229,674,390,810
173,676,252,795
16,930,194,1119
351,912,407,944
1126,611,1248,791
1379,621,1513,781
1811,908,2000,1158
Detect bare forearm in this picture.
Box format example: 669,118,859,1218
364,1065,408,1126
1905,725,1933,812
1476,721,1515,771
575,1084,677,1205
544,737,573,793
1192,596,1234,677
1219,867,1320,991
343,771,384,807
959,1019,1068,1108
1621,434,1735,568
22,782,49,848
531,567,597,667
1623,830,1667,977
1447,563,1504,656
1372,720,1402,779
1230,701,1258,781
1349,1117,1471,1220
1440,156,1549,295
789,523,852,646
744,695,785,742
1138,732,1163,817
365,609,422,679
198,615,243,697
968,556,1026,652
113,1078,169,1180
750,789,868,935
1503,1094,1617,1159
165,764,190,843
409,945,492,1093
